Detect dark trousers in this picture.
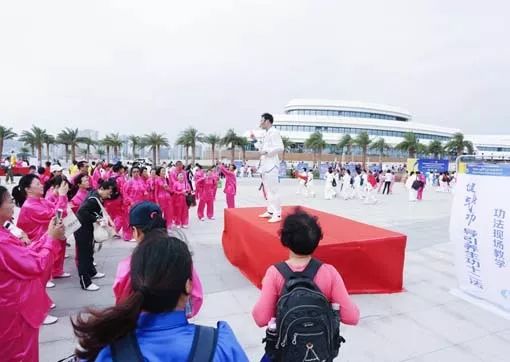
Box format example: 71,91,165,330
382,181,391,194
74,226,97,288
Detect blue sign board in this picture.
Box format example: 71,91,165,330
466,163,510,177
417,159,449,173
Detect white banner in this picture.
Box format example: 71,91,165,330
450,163,510,314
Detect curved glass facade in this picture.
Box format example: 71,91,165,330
274,124,450,142
286,109,408,122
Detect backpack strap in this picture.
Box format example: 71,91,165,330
188,325,219,362
111,332,144,362
274,258,323,281
274,261,295,282
301,258,323,280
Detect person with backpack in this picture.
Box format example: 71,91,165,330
72,232,249,361
252,208,360,362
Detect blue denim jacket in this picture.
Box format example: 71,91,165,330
95,311,248,361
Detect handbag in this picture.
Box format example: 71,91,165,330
90,197,115,243
186,193,197,207
62,206,81,239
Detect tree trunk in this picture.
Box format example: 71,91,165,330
211,145,216,165
185,147,189,165
241,147,246,162
65,145,70,162
282,150,286,161
132,144,136,159
230,147,235,164
31,145,35,156
191,145,196,165
153,147,157,165
106,146,110,163
0,138,3,159
38,145,43,165
46,144,51,161
341,151,344,164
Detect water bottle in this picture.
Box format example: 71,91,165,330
264,318,278,361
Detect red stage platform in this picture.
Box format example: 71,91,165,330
222,206,407,294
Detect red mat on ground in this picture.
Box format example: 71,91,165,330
222,206,407,294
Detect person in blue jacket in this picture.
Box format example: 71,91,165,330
72,229,248,361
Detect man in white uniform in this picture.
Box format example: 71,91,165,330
251,113,284,223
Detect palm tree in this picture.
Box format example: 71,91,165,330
395,132,425,158
221,129,240,164
281,136,294,161
237,137,249,162
143,132,169,165
427,140,444,159
96,148,106,160
0,126,17,159
370,137,391,165
177,127,202,165
101,135,114,163
354,132,371,168
80,137,96,161
203,134,221,164
18,130,36,156
107,133,123,160
305,131,326,164
43,134,55,161
337,134,353,163
57,128,83,162
444,132,474,158
19,146,31,159
128,135,141,158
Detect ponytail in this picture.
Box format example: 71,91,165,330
72,291,144,360
12,174,39,207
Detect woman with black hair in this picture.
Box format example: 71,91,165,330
0,185,65,360
13,174,70,289
113,202,203,317
73,232,248,361
70,173,91,213
121,165,148,240
154,166,174,229
252,208,359,326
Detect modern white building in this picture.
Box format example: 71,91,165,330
249,99,510,158
465,134,510,158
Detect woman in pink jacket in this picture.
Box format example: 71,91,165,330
172,173,190,228
122,166,148,240
146,168,157,203
113,202,203,317
70,174,91,214
194,165,204,202
13,174,70,282
154,167,173,229
196,168,217,220
0,185,65,362
220,164,237,208
104,164,126,234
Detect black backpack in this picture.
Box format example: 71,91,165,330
271,259,344,362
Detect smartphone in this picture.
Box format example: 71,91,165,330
55,208,64,224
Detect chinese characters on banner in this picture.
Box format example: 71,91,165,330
450,163,510,313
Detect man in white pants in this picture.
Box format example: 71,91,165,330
251,113,284,223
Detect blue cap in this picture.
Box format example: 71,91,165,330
129,201,163,227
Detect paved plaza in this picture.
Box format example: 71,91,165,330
39,178,510,362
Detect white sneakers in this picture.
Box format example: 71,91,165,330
85,283,100,291
92,272,105,279
43,315,58,325
54,272,71,279
46,281,55,288
50,303,56,309
268,215,282,223
258,211,273,218
259,211,281,223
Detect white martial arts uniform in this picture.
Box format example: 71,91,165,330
324,172,337,200
255,127,284,216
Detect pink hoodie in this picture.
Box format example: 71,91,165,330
70,188,89,213
0,227,54,360
123,177,148,208
112,256,203,317
220,165,237,195
17,195,68,246
195,174,217,201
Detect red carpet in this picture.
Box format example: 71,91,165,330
222,206,407,294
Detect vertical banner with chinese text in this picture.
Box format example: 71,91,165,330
450,163,510,313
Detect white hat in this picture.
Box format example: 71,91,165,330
50,165,63,173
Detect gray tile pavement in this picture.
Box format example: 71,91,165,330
36,178,510,361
